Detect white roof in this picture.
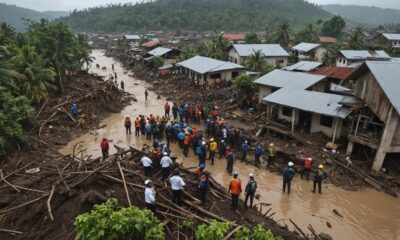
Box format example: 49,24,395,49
283,61,322,72
382,33,400,41
254,69,325,90
263,89,356,118
292,43,321,52
177,56,245,74
124,34,140,40
340,50,391,60
147,47,173,57
365,61,400,114
232,44,289,57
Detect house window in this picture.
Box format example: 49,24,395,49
210,73,221,79
282,107,292,117
232,71,239,78
320,116,333,128
276,60,284,65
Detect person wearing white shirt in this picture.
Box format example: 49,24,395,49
169,169,186,204
141,156,153,178
160,152,173,180
144,180,156,213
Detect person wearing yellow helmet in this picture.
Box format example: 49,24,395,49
313,164,328,194
267,143,276,168
209,138,218,165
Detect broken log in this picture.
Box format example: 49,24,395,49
47,186,56,221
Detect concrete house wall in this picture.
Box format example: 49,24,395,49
315,47,327,62
310,114,343,139
258,86,272,104
228,48,288,67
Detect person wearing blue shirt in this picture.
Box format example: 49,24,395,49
178,131,185,149
241,140,249,160
255,144,263,165
145,122,152,140
283,162,295,194
70,103,78,118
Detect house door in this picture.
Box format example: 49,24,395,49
298,111,312,133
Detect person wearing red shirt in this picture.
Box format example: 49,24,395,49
100,138,109,158
301,157,313,181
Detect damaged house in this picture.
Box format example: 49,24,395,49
291,42,328,62
346,61,400,173
177,55,245,85
254,69,361,143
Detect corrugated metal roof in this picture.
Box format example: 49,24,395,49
319,37,337,44
330,83,352,93
177,56,245,74
263,89,356,118
142,40,160,48
340,50,391,60
124,34,140,40
292,42,320,52
283,61,322,72
254,69,325,90
232,44,289,57
147,47,172,57
308,66,354,81
365,61,400,114
382,33,400,41
223,33,246,41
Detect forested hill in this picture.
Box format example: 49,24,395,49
60,0,331,32
322,4,400,26
0,3,68,31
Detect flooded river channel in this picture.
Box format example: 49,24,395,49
60,50,400,240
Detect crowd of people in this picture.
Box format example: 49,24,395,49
95,91,328,213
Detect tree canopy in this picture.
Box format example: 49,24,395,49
321,15,346,38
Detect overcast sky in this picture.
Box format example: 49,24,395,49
2,0,400,11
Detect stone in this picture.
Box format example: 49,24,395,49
319,233,333,240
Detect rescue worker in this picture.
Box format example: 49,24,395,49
199,141,207,165
254,144,263,165
244,173,257,208
145,89,149,101
267,143,276,168
134,117,141,136
313,164,328,194
169,169,186,205
219,139,227,159
124,116,131,135
283,162,295,194
199,170,208,206
100,138,109,158
209,138,217,165
144,180,156,213
70,103,79,118
164,101,170,117
145,121,152,140
160,152,173,180
141,155,153,178
178,131,185,149
241,140,249,160
228,172,242,210
301,157,313,180
172,103,178,120
226,147,234,174
120,80,124,90
183,132,191,157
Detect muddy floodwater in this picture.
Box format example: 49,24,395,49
60,50,400,240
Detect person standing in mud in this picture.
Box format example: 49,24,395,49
145,89,149,101
140,115,146,135
172,103,178,120
229,172,242,210
178,130,185,149
124,116,131,135
301,157,313,181
164,101,170,117
255,143,263,165
283,162,295,194
219,139,227,159
241,140,249,161
209,138,217,165
198,169,208,206
145,120,152,140
169,169,186,205
183,132,191,157
70,103,79,118
313,164,328,194
135,117,140,136
244,173,257,208
144,180,156,213
141,155,153,178
120,80,124,90
100,138,109,158
226,147,235,174
267,143,276,168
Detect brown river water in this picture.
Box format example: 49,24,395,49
60,50,400,240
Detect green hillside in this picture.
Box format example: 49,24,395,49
0,3,68,31
322,4,400,26
60,0,332,32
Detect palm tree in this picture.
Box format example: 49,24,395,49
348,27,365,50
295,24,318,43
206,33,229,60
0,23,16,45
275,22,292,47
0,61,24,90
245,50,274,74
12,44,57,104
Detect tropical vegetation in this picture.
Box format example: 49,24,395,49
0,20,92,157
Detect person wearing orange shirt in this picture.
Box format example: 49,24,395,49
228,172,242,210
